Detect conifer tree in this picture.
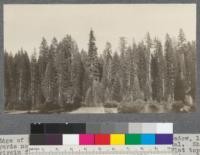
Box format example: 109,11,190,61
145,32,152,100
86,29,102,105
119,37,128,97
56,35,73,107
49,37,58,65
174,29,187,101
88,29,100,81
111,52,121,102
38,38,49,105
111,52,120,85
137,41,148,100
151,40,164,102
42,53,57,105
38,38,49,78
4,52,14,109
102,42,112,102
165,34,175,101
112,76,121,102
13,50,31,109
71,46,84,106
80,49,89,102
30,50,39,109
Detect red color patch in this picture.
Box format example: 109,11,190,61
95,134,110,145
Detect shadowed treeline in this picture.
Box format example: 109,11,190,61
4,29,196,113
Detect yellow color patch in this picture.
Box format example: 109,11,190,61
110,134,125,145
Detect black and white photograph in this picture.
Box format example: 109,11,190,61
4,4,196,114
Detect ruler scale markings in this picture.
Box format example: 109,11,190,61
28,145,172,154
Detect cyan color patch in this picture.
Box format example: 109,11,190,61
141,134,155,145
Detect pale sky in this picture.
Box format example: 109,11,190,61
4,4,196,56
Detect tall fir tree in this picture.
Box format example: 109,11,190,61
144,32,152,100
80,49,90,102
30,50,39,109
187,41,196,100
38,37,49,78
164,34,176,101
38,38,49,105
112,76,121,102
56,35,73,107
87,29,100,81
86,29,102,106
13,50,31,109
137,41,149,101
111,52,120,84
42,52,57,105
111,52,122,102
119,37,129,99
102,42,112,102
71,45,84,106
151,39,164,102
4,52,15,109
49,37,58,65
174,29,187,101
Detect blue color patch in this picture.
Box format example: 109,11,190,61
141,134,155,145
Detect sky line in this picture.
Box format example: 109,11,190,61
4,4,196,56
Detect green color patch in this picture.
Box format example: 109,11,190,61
125,134,141,145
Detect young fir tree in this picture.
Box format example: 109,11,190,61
111,52,120,83
112,76,121,102
132,75,144,101
111,52,121,102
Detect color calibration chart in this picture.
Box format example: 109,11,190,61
29,123,173,154
2,134,200,155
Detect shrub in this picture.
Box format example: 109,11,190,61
134,99,146,105
147,104,160,113
39,101,61,113
13,103,31,111
171,101,184,112
104,101,119,108
63,96,81,112
118,99,145,113
6,102,14,110
145,100,173,113
63,103,81,112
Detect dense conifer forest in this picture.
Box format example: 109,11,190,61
4,29,196,113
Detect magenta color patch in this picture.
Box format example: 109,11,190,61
79,134,94,145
